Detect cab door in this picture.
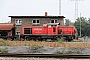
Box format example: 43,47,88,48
53,27,56,34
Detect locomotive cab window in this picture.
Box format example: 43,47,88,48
15,19,22,25
32,19,40,25
50,19,58,23
24,28,32,34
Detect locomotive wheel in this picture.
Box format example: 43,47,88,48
67,36,73,42
54,38,59,42
53,38,56,42
26,37,32,41
35,38,39,41
73,36,75,39
42,39,46,41
45,39,47,41
24,37,28,41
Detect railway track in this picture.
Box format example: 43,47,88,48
0,53,90,58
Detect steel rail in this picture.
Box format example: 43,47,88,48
0,53,90,58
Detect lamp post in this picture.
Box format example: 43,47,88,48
59,0,61,15
80,13,81,37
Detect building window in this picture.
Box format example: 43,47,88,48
32,19,40,25
50,19,58,23
15,19,22,25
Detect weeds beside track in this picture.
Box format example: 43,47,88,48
1,41,90,48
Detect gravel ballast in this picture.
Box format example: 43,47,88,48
0,46,90,54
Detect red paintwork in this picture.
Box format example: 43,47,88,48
32,27,46,34
22,25,77,36
58,26,76,35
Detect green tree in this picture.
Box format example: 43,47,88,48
88,18,90,23
74,17,88,36
65,19,71,26
82,22,90,36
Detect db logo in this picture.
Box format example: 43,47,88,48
34,28,42,30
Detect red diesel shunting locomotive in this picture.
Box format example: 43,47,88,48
21,23,78,42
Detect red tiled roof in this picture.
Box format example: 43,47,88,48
0,23,16,30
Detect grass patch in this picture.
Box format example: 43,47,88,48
30,44,43,50
0,39,6,46
55,50,82,54
57,37,64,44
65,50,82,54
0,48,8,53
56,50,63,54
29,44,43,53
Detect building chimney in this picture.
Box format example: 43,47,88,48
45,12,48,16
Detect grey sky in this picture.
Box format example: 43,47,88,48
0,0,89,23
